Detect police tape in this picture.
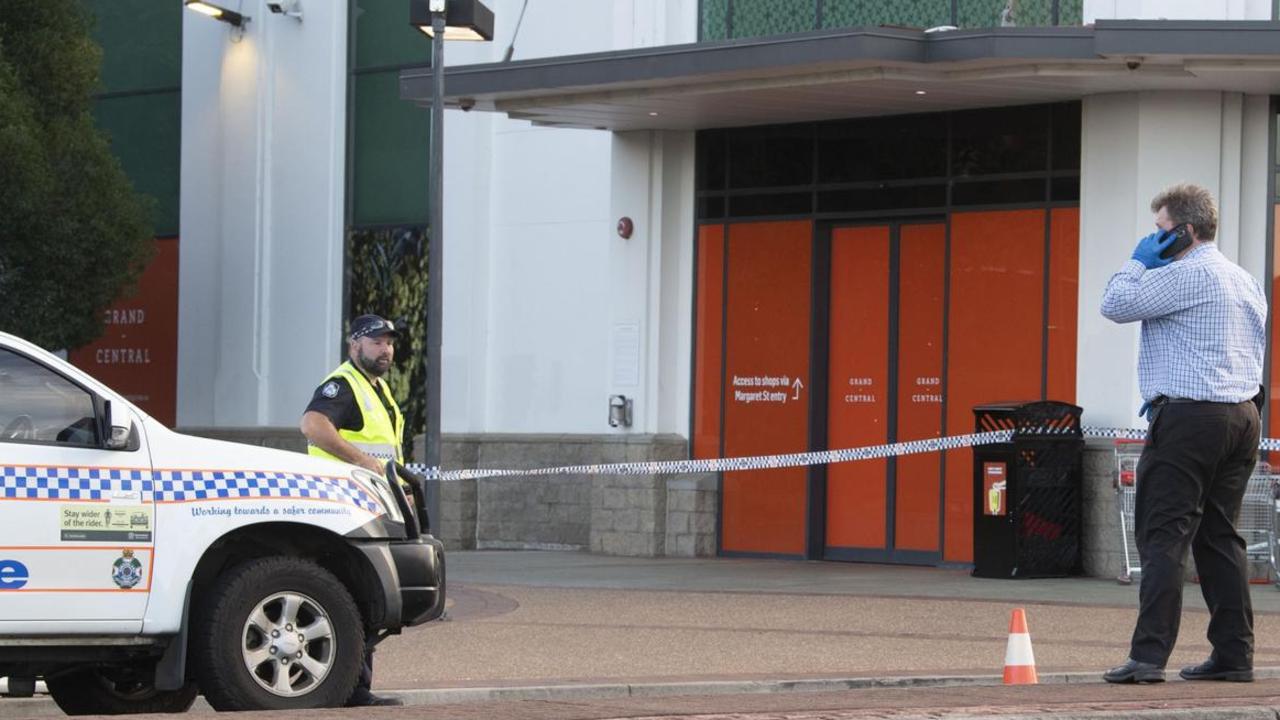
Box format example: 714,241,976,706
404,427,1280,482
1084,426,1280,452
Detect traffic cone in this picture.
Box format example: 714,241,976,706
1002,608,1038,685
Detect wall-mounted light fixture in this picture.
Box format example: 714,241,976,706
410,0,495,41
608,395,633,429
183,0,248,28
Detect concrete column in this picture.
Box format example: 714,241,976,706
1084,0,1273,22
1077,91,1271,430
178,0,346,427
609,131,696,436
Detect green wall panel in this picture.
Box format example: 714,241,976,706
1013,0,1055,26
702,0,729,40
700,0,1084,39
84,0,181,93
731,0,817,38
1059,0,1083,24
821,0,951,29
351,71,430,227
957,0,1007,28
92,92,182,236
956,0,1064,27
353,0,432,71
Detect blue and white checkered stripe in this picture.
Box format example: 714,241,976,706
0,466,380,514
405,426,1280,482
152,471,380,513
0,466,149,500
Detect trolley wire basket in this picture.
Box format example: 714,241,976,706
1269,471,1280,588
1115,441,1276,585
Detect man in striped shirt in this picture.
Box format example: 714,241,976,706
1100,183,1266,685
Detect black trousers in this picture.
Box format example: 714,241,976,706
1130,399,1259,668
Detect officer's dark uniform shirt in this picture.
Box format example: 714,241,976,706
305,373,399,435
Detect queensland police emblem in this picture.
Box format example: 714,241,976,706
112,549,143,589
322,381,339,398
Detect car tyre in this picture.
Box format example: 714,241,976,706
191,556,363,711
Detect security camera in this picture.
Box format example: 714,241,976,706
458,97,476,112
267,0,302,19
1125,57,1142,70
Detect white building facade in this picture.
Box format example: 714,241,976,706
170,0,1280,567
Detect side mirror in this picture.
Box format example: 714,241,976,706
101,400,133,450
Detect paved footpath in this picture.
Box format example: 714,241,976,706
367,551,1280,690
9,550,1280,718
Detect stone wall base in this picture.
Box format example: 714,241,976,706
422,433,717,557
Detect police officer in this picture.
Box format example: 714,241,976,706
300,313,405,707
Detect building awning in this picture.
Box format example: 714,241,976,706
399,20,1280,131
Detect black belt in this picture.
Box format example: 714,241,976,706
1151,396,1202,406
1141,389,1264,420
1141,395,1219,420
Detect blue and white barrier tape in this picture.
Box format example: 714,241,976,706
407,429,1011,482
404,427,1280,482
1084,426,1280,451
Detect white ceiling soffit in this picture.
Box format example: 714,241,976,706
399,20,1280,131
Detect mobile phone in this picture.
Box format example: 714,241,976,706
1158,224,1193,260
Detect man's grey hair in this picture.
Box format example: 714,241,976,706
1150,183,1218,241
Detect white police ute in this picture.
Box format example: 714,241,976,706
0,331,444,713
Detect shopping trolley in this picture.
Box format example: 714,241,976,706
1268,467,1280,589
1115,441,1275,585
1114,440,1143,584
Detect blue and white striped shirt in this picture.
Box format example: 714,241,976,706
1100,243,1266,404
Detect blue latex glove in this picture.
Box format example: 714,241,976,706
1131,230,1177,270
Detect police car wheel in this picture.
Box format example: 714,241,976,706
45,667,198,716
192,556,363,711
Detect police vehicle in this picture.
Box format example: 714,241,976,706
0,331,444,713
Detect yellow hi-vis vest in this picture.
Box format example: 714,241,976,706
308,361,405,466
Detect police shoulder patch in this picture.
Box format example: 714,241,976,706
322,381,340,399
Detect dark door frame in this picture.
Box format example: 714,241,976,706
807,216,947,565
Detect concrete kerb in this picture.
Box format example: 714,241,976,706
381,667,1280,706
937,711,1280,720
8,669,1280,714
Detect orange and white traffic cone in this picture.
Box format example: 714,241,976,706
1003,608,1038,685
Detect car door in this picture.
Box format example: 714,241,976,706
0,345,154,633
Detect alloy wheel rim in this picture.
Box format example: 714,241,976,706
240,591,336,697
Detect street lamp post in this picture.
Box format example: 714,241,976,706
426,2,445,492
409,0,493,511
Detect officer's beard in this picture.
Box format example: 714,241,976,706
355,350,392,378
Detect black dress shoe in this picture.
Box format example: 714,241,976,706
346,692,405,707
1103,658,1165,684
1180,659,1253,682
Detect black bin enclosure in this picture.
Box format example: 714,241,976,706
972,401,1084,579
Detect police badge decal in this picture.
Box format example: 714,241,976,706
322,381,340,398
112,549,143,589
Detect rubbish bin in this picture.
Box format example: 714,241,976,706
972,400,1083,579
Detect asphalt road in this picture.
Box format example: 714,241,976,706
9,550,1280,719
